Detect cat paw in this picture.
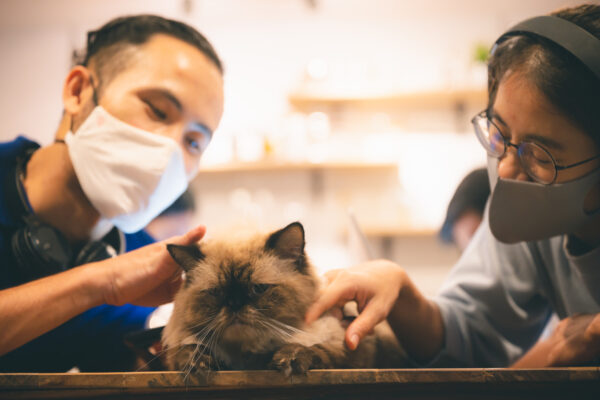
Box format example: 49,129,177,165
173,346,215,374
269,344,322,376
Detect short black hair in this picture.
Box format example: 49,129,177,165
76,15,223,91
159,189,196,217
440,168,490,244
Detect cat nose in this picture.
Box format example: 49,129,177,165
227,295,247,311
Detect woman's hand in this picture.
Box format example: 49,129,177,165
305,259,445,361
512,313,600,367
305,259,407,350
96,225,206,307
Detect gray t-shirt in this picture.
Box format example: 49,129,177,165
432,216,600,367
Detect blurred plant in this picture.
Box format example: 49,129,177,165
473,42,491,64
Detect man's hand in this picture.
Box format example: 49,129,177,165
305,260,407,350
0,225,205,356
512,313,600,367
96,225,206,307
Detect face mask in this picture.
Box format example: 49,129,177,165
487,156,600,243
65,106,189,233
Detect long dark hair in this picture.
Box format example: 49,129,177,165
487,4,600,147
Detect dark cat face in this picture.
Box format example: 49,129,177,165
167,222,318,352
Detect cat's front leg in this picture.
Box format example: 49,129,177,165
270,343,337,376
170,344,216,373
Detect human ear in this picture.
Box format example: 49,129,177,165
62,66,96,115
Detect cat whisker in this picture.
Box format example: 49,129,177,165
255,318,295,341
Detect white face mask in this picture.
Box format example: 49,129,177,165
65,106,190,233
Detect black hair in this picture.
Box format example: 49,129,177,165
487,4,600,147
76,15,223,91
439,168,490,244
158,189,196,217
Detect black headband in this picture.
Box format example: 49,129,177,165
492,15,600,80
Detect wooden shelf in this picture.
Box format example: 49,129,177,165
198,160,398,174
289,88,487,112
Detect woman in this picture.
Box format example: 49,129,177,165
306,4,600,367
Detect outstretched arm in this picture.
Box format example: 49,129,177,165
0,225,205,356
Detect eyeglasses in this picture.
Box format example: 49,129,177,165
471,110,600,184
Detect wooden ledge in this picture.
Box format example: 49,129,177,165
1,368,599,399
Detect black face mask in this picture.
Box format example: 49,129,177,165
487,156,600,243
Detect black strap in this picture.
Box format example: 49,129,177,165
495,16,600,80
3,145,39,223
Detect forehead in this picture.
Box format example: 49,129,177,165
101,34,224,131
493,72,596,153
193,240,294,285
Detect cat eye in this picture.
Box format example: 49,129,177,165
250,284,272,296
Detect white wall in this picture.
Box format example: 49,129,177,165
0,0,586,145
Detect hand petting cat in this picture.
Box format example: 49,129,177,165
305,260,407,350
98,225,206,307
0,225,206,357
306,260,446,363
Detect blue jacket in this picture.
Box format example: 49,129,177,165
0,136,156,372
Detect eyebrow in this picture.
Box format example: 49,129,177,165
188,121,213,138
490,109,565,151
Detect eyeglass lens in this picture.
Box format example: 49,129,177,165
475,115,556,184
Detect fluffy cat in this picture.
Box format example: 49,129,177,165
162,222,406,376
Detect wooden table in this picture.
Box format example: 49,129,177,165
1,368,599,399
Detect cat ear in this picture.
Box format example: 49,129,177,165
265,222,305,261
166,244,205,272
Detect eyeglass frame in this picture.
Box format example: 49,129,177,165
471,110,600,185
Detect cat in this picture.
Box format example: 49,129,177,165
162,221,406,376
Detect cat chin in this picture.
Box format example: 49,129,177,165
221,323,259,344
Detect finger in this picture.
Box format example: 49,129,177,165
345,300,386,351
323,269,341,283
181,225,206,244
166,225,207,246
329,307,344,320
305,282,355,324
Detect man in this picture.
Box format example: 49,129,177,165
439,168,490,252
0,15,224,371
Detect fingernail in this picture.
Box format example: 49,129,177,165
349,334,359,350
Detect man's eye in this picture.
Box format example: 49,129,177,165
144,100,167,120
185,133,210,155
186,137,201,153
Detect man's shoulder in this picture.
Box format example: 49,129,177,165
124,230,156,252
0,136,40,165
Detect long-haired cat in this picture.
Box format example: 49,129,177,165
162,222,406,376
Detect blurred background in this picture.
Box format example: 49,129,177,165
0,0,586,295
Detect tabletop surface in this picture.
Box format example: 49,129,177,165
1,368,599,399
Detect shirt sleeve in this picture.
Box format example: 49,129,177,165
430,216,553,367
